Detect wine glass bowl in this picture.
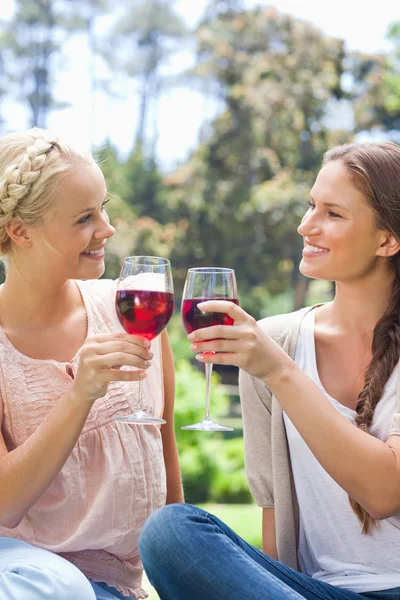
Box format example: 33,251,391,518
116,288,174,339
181,298,238,334
114,256,174,425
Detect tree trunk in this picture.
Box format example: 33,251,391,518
294,275,310,310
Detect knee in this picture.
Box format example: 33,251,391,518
139,503,202,564
1,552,96,600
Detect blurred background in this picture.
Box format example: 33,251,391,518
1,0,399,596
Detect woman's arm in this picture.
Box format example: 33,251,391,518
0,332,151,528
266,363,400,520
160,330,184,504
0,387,93,528
262,508,278,559
188,301,400,520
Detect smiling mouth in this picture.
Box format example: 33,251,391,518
82,249,104,256
303,244,329,253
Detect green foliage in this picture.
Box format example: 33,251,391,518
173,358,250,504
123,144,171,222
208,438,252,503
164,7,354,314
167,313,193,362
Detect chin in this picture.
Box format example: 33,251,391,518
299,261,332,281
78,263,106,280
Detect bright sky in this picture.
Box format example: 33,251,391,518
0,0,398,169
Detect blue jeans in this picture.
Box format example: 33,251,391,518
0,537,133,599
139,503,400,600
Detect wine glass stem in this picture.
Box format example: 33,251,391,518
204,362,213,421
138,379,144,411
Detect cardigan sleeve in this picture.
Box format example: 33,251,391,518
238,308,307,510
390,413,400,436
240,368,275,508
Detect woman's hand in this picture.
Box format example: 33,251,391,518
187,301,293,383
73,333,152,403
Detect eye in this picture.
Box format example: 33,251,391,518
307,201,315,210
328,210,342,218
77,213,91,225
77,200,110,225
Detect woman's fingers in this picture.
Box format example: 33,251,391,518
187,303,255,343
88,332,151,349
190,338,241,353
188,324,241,342
195,352,240,366
98,352,151,370
109,368,147,381
93,340,152,361
196,300,249,324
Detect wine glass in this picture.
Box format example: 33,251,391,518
114,256,174,424
181,267,238,431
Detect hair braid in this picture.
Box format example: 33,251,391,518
322,142,400,534
349,262,400,533
0,136,59,220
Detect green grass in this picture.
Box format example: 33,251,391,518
142,503,262,599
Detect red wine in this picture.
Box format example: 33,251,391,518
116,290,174,340
182,298,239,334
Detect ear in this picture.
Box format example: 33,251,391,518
5,220,33,249
376,231,400,258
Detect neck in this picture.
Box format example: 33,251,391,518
323,269,395,335
0,263,80,328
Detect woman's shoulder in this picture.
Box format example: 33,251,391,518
77,278,117,294
257,305,316,342
76,278,118,325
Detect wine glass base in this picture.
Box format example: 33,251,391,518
181,419,233,431
114,410,166,425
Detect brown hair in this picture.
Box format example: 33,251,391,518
323,141,400,534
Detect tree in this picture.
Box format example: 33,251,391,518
167,7,348,313
104,0,186,155
2,0,80,127
0,24,10,132
349,22,400,134
67,0,111,144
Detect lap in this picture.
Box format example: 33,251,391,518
0,536,96,600
141,504,400,600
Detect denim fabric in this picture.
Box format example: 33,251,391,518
139,504,400,600
91,581,135,600
0,536,96,599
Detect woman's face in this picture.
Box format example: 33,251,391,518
29,161,115,281
297,160,388,283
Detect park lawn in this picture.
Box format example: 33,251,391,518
143,503,262,599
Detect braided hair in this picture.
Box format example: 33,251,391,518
0,128,93,256
323,142,400,534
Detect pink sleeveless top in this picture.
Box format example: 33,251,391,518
0,279,167,598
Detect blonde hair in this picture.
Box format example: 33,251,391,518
0,127,94,256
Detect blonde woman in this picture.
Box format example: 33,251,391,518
0,128,182,600
140,142,400,600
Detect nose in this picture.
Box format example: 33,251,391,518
297,209,321,237
94,212,115,240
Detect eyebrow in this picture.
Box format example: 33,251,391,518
309,196,350,212
72,195,108,219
